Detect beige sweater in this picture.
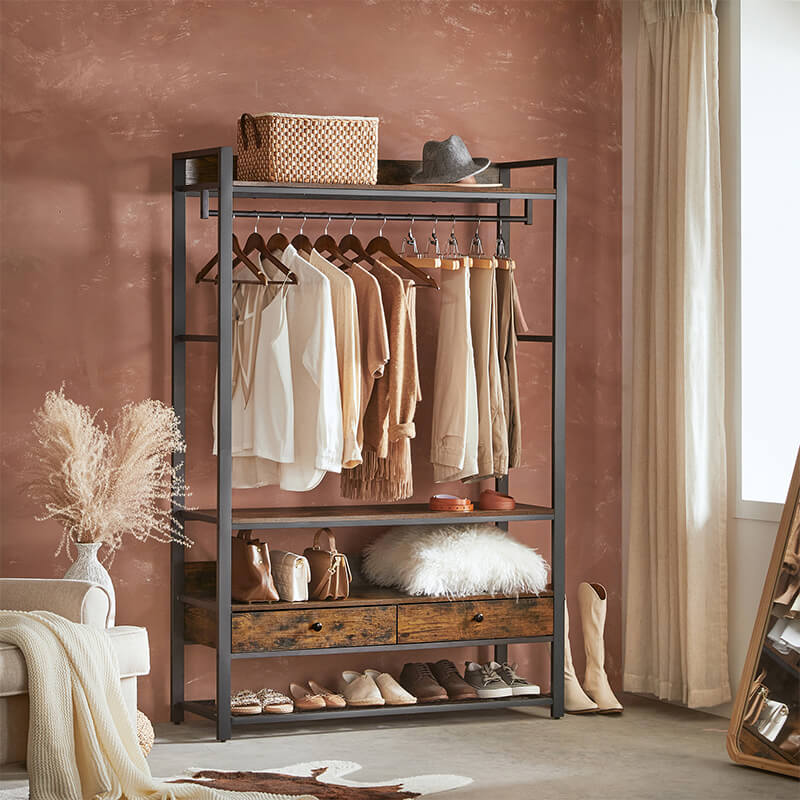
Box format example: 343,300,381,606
342,259,419,501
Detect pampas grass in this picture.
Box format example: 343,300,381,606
26,387,192,564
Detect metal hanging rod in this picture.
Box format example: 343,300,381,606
204,209,528,224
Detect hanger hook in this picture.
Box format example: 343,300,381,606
379,217,387,237
254,213,260,234
325,216,332,236
300,216,307,235
277,215,283,234
451,215,456,234
350,217,356,235
408,217,415,238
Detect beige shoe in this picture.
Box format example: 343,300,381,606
578,582,623,714
255,688,294,714
338,670,385,707
289,683,327,711
364,669,417,706
308,680,346,708
564,598,598,714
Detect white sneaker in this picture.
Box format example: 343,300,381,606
464,661,512,698
491,661,540,696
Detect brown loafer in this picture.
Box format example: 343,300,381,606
399,662,448,703
429,659,479,700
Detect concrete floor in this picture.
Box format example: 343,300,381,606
1,695,797,798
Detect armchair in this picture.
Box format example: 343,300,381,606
0,578,150,765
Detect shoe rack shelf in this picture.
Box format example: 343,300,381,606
170,147,567,740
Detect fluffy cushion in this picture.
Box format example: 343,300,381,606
362,524,549,597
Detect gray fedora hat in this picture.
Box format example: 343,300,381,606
411,135,490,184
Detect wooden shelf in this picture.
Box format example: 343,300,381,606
182,502,554,529
180,581,553,612
762,642,800,679
183,694,553,725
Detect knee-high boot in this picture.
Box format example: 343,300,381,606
578,582,623,713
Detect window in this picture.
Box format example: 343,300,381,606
737,0,800,518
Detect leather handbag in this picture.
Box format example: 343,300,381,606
270,550,311,602
743,670,769,726
231,530,280,603
758,698,790,741
304,528,352,601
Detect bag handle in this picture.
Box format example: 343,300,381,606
313,527,337,553
239,113,262,151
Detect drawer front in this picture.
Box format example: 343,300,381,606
232,606,396,653
398,596,553,644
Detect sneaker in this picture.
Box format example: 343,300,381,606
491,661,541,696
463,661,512,698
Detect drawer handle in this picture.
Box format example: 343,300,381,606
311,622,323,632
473,613,484,623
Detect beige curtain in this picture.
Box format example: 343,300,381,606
625,0,730,708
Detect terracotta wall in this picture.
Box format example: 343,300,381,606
0,1,622,722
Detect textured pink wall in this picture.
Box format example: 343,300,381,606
0,1,621,722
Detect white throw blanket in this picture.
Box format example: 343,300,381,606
0,611,313,800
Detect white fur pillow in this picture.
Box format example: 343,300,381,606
362,523,549,598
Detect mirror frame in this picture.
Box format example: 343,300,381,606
727,447,800,777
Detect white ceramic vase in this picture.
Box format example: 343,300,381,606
64,541,115,627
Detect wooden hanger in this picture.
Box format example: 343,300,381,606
468,223,498,270
494,230,516,271
266,215,291,256
365,219,439,290
339,219,379,268
290,216,314,258
444,219,473,270
314,217,358,270
232,218,297,285
419,220,460,271
195,233,265,284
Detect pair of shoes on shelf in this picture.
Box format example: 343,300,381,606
399,660,477,703
564,582,623,714
463,661,540,698
231,688,294,715
289,681,346,711
338,670,417,707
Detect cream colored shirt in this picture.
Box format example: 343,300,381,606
308,249,362,468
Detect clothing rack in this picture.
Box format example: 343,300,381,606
170,146,567,741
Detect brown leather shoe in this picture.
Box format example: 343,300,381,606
429,659,479,700
399,662,448,703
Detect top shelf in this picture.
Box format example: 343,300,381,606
173,150,561,203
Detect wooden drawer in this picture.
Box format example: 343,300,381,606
397,596,553,644
231,605,396,653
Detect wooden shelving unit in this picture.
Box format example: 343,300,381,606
170,147,567,740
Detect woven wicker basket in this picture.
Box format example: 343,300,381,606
236,112,378,185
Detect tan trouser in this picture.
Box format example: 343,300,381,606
464,265,508,481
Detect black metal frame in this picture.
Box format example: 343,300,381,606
170,148,567,740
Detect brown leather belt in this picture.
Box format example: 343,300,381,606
429,494,474,512
478,489,516,510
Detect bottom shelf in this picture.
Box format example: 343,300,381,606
183,694,553,724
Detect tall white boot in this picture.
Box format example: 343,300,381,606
578,582,623,713
564,597,598,713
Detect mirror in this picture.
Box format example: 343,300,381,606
728,447,800,777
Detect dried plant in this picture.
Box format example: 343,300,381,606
26,387,192,564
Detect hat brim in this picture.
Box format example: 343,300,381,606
410,157,491,185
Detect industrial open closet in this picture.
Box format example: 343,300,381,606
170,146,567,741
